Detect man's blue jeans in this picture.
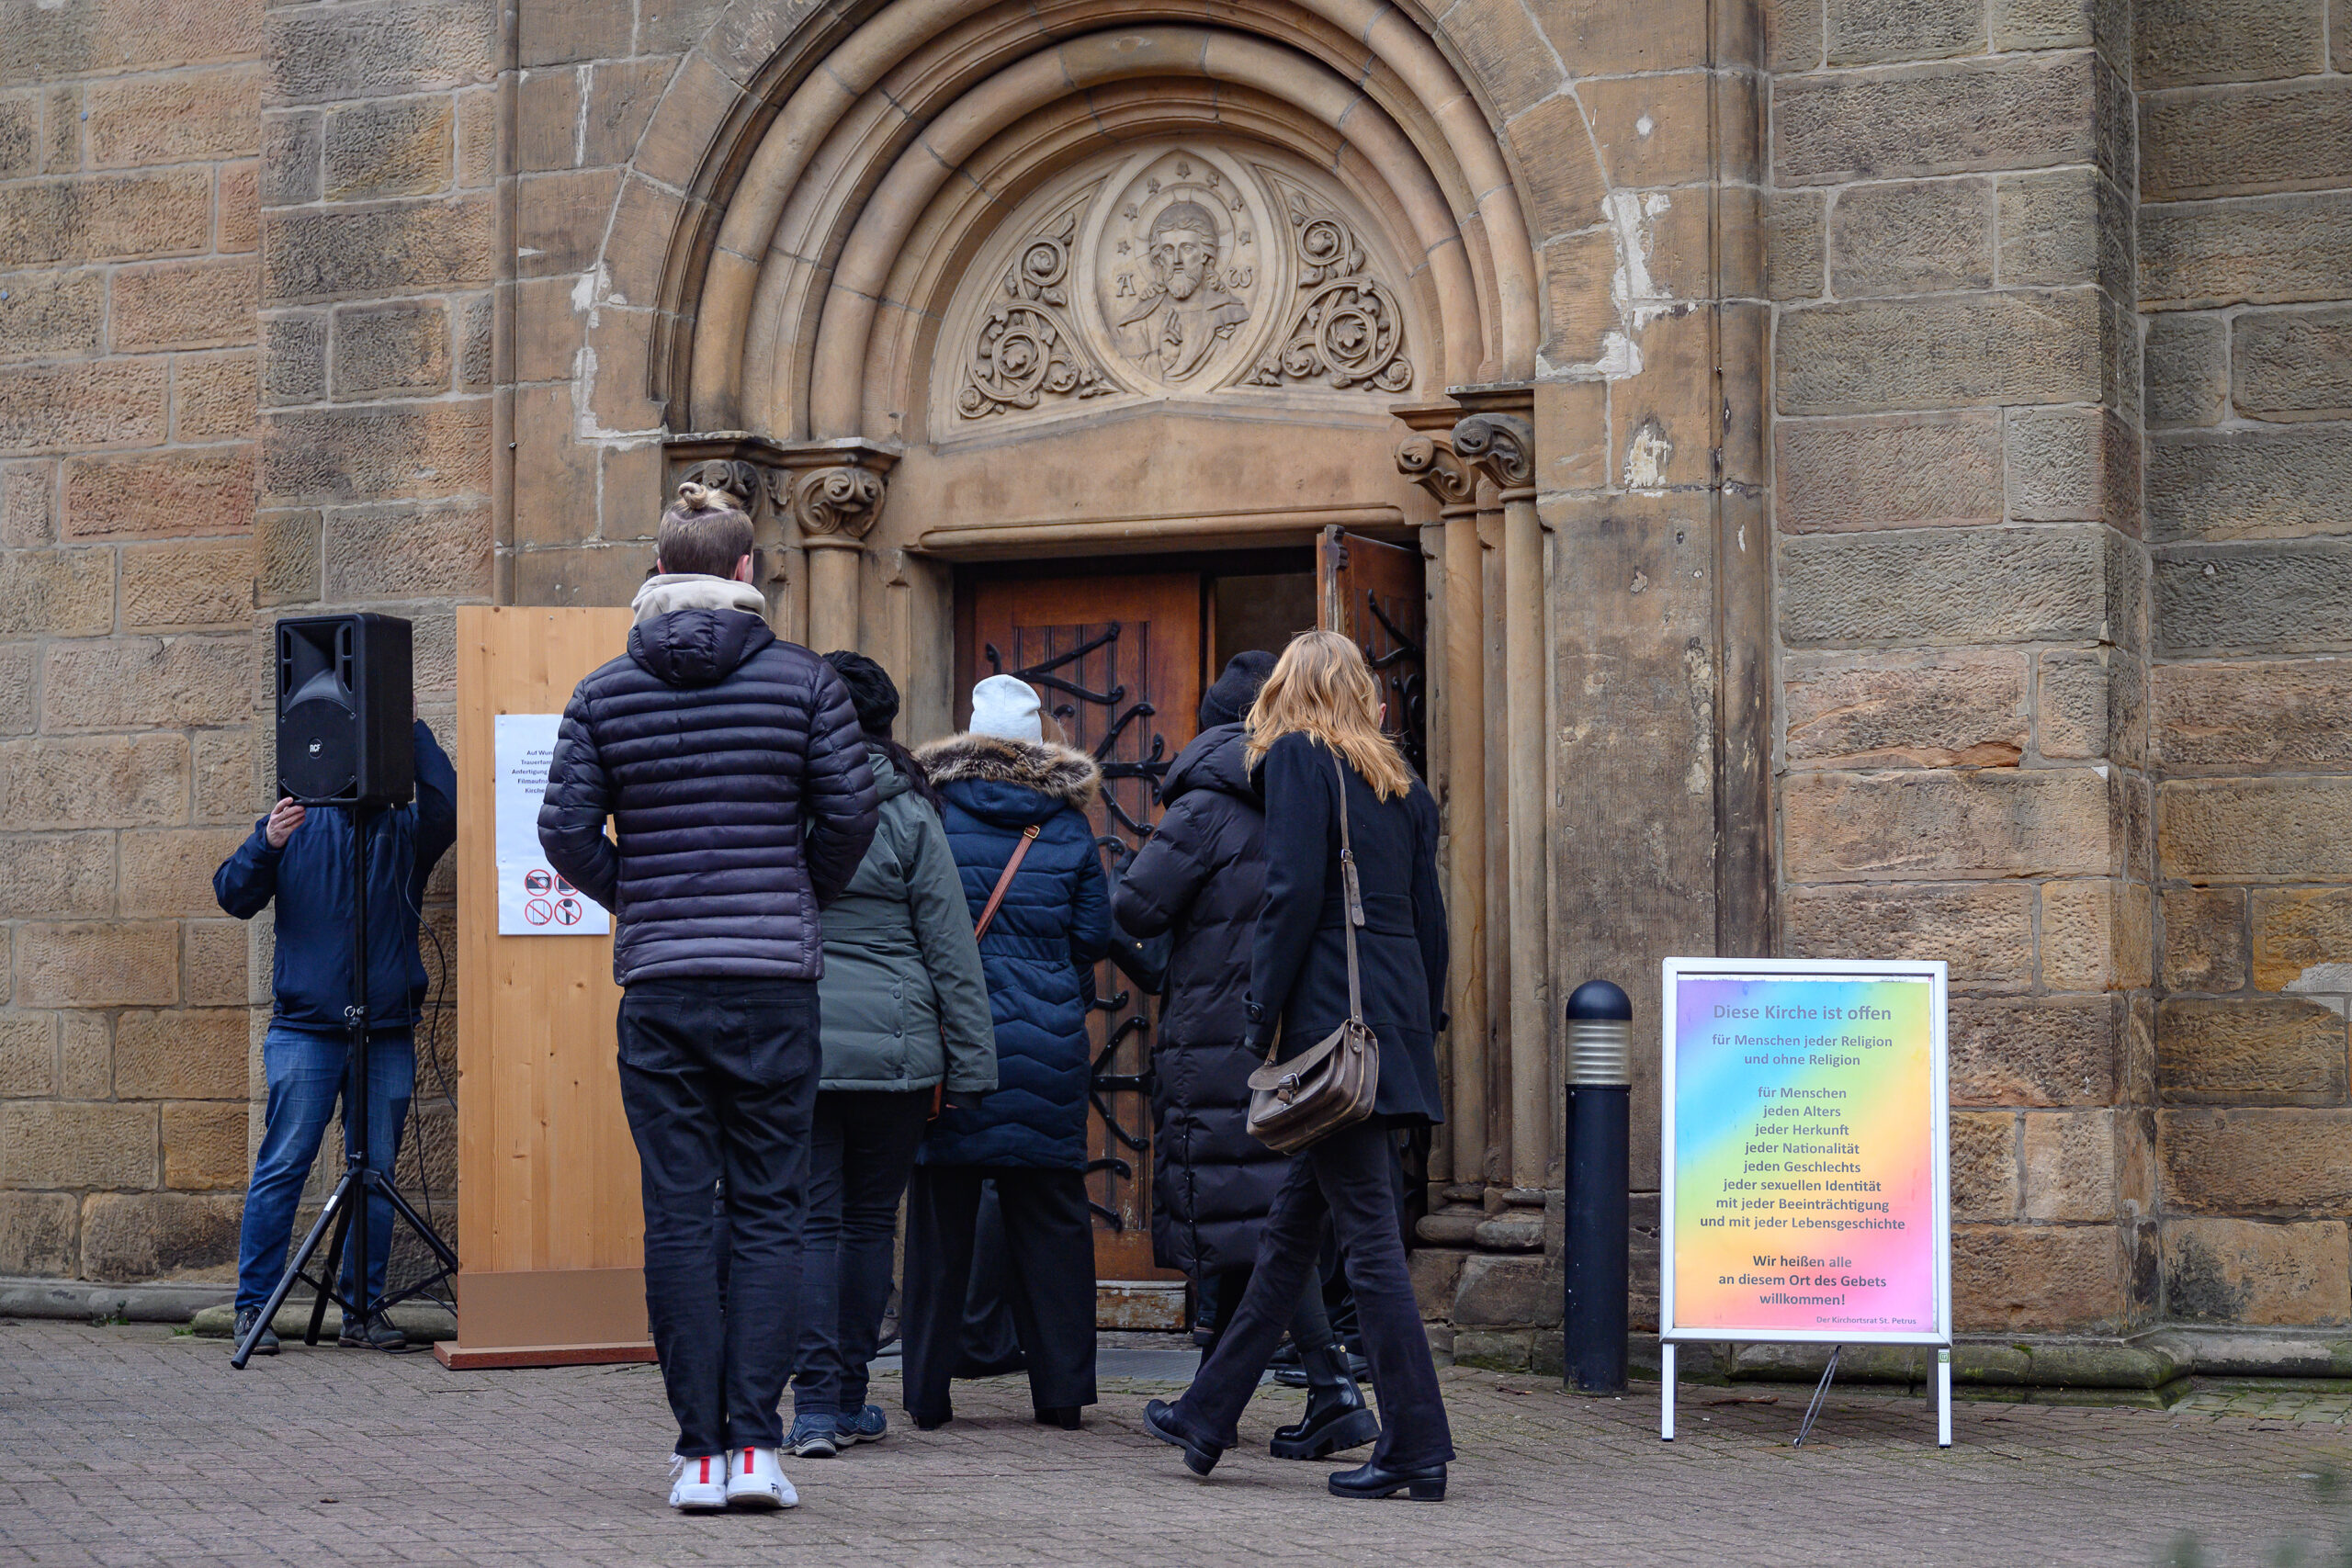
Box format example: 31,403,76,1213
234,1024,413,1318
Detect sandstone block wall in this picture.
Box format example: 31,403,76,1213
1,0,267,1280
1766,0,2155,1334
2,0,2346,1351
2137,0,2352,1329
0,0,469,1284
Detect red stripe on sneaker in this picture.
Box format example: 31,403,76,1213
698,1457,711,1484
742,1450,753,1475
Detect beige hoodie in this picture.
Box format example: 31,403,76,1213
629,572,766,626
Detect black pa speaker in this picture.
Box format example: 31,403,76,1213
276,614,414,806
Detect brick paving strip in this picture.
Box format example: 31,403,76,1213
2,1322,2347,1566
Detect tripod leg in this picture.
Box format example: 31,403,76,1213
308,1190,356,1346
379,1178,460,1272
233,1171,355,1370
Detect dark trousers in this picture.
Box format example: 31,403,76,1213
616,978,820,1458
1170,1119,1453,1469
789,1088,932,1419
1204,1234,1338,1361
957,1181,1028,1376
902,1164,1098,1422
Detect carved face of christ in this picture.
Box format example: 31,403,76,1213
1152,226,1214,300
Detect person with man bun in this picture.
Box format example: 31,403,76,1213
539,479,877,1513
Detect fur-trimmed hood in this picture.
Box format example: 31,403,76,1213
916,732,1102,816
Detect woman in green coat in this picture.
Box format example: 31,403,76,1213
788,652,996,1458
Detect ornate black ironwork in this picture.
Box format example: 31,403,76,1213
983,617,1168,1254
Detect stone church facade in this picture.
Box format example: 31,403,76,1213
2,0,2348,1371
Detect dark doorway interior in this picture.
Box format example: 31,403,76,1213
1212,570,1317,675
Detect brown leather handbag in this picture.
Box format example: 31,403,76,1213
1247,750,1379,1155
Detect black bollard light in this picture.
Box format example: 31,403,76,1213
1562,979,1632,1394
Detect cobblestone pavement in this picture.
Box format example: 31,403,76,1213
3,1321,2348,1567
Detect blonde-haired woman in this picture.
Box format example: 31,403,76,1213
1145,629,1453,1501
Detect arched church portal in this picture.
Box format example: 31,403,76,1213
656,2,1545,1315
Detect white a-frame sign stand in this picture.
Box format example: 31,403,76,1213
1657,958,1952,1448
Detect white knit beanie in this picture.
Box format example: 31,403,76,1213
969,675,1043,741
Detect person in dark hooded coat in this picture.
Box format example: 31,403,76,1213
537,481,877,1511
1112,651,1378,1461
899,676,1111,1432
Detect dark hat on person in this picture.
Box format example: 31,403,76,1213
1199,650,1277,728
823,649,901,735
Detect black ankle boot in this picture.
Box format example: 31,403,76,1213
1329,1459,1447,1501
1034,1404,1082,1429
1143,1398,1223,1476
1269,1344,1381,1460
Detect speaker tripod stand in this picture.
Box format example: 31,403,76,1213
232,800,459,1371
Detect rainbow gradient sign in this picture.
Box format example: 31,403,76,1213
1660,958,1950,1346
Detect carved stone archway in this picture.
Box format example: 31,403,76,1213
594,0,1723,1255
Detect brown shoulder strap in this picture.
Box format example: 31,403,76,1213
1332,749,1364,1026
1258,748,1368,1070
972,824,1041,941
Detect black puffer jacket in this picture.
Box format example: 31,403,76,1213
1112,723,1289,1277
537,588,878,985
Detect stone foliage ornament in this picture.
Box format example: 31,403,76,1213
1395,433,1476,509
675,458,766,518
958,207,1114,419
1452,411,1534,494
786,465,886,539
1250,187,1413,392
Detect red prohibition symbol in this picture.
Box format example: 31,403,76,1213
524,868,553,895
524,897,555,926
553,898,582,926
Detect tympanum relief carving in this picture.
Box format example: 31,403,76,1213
938,141,1419,435
957,201,1116,420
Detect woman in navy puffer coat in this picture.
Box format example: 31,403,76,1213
899,677,1111,1431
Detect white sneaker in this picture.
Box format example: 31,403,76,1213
725,1446,798,1510
667,1453,729,1512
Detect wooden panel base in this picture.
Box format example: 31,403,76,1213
439,1266,651,1370
435,1340,659,1370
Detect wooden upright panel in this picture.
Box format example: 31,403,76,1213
442,606,649,1370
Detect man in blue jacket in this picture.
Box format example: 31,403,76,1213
214,719,457,1357
538,482,877,1513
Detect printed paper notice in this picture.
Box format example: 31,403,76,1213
495,712,606,936
1664,964,1946,1342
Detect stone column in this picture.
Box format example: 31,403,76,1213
1397,423,1488,1236
787,465,887,654
1455,405,1551,1203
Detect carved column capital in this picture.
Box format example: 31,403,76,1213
1451,411,1535,499
1396,432,1478,514
673,457,767,521
785,465,886,544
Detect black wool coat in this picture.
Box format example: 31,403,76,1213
1245,731,1448,1127
1111,723,1291,1277
537,600,878,985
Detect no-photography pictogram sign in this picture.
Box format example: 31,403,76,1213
495,713,610,937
